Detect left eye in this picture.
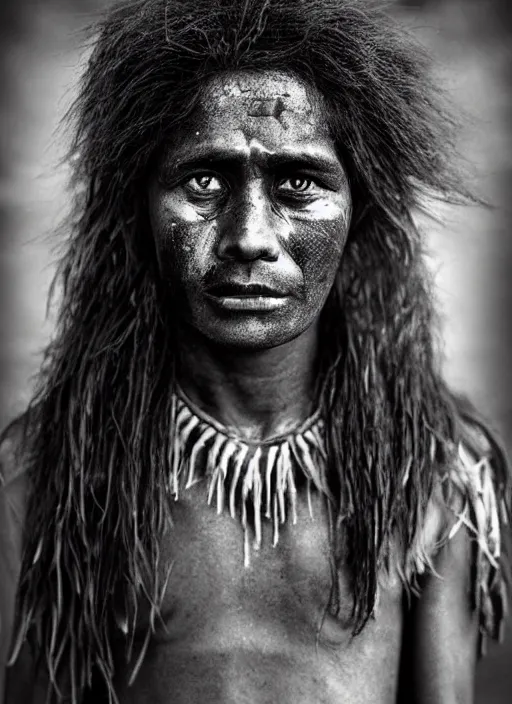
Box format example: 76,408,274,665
276,177,314,193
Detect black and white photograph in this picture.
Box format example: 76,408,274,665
1,1,511,702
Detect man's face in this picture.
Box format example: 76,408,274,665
148,71,352,349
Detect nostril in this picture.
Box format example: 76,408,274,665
217,236,280,262
217,227,281,262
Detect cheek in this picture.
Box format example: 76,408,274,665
288,221,348,298
153,216,215,288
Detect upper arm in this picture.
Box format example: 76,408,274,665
399,525,479,704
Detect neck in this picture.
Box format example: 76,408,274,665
176,323,319,442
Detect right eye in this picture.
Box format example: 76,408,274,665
184,174,224,194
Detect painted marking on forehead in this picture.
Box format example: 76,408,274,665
247,97,286,120
245,138,276,175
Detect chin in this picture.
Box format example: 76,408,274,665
201,319,309,351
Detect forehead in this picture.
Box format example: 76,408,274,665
200,71,327,128
163,71,335,162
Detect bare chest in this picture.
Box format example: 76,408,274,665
111,483,405,703
135,482,404,647
112,483,405,703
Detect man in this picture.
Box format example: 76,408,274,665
0,0,510,702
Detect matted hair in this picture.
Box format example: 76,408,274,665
7,0,509,701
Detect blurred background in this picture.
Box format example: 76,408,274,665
0,0,511,701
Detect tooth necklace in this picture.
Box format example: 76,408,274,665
169,389,331,566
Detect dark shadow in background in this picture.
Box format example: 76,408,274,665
0,0,511,702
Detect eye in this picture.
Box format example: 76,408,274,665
185,173,224,194
276,177,315,194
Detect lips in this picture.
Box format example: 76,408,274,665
206,282,288,298
204,281,290,312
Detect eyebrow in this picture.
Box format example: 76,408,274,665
161,147,345,179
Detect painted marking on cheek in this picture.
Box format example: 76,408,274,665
247,97,286,122
288,222,346,274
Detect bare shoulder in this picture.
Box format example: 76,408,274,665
0,414,28,486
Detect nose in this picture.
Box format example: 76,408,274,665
216,182,286,262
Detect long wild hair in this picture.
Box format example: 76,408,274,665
7,0,510,701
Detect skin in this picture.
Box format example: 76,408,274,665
0,71,479,704
149,71,352,350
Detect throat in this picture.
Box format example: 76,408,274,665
177,322,320,442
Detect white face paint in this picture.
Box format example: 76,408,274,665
148,70,352,349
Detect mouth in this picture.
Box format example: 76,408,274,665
205,282,289,311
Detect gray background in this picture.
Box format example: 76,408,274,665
0,0,511,701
